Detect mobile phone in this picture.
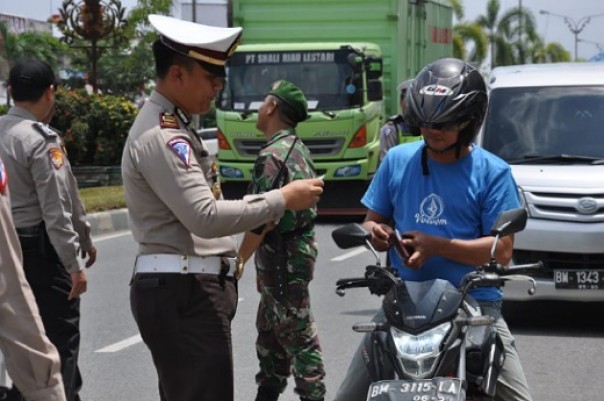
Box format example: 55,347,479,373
389,229,414,261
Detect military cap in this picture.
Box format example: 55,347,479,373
8,59,58,96
148,14,242,77
269,80,309,123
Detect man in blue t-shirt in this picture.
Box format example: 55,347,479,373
335,58,533,401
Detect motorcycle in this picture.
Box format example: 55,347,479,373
331,208,542,401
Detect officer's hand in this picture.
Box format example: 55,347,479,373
82,246,98,268
68,270,87,300
281,178,324,211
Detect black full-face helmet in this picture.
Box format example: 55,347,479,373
404,58,488,149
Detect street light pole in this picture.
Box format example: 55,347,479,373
540,10,604,61
578,38,604,52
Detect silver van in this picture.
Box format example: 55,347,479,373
477,62,604,301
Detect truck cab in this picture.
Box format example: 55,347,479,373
216,42,384,213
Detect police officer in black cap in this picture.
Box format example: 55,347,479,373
0,59,97,401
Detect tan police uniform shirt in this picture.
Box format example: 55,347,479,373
0,106,92,274
0,157,67,401
122,90,286,257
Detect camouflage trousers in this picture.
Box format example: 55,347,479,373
255,280,326,400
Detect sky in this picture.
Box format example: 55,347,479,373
1,0,603,62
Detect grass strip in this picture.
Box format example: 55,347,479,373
79,185,126,213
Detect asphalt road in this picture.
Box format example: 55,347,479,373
79,223,604,401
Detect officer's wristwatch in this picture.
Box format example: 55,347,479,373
234,256,245,280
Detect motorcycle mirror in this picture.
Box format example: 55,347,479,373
331,223,370,249
489,208,527,237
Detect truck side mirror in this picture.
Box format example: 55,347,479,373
365,56,383,79
367,79,383,102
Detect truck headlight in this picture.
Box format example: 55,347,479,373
220,166,244,179
391,322,451,379
334,164,361,177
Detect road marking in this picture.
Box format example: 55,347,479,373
331,246,367,262
95,334,142,353
93,230,131,242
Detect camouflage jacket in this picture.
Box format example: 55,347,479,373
249,128,317,281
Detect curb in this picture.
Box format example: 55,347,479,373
88,208,130,237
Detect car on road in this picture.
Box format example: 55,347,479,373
477,62,604,302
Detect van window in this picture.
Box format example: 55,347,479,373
482,86,604,162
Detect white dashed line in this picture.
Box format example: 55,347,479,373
330,246,367,262
92,230,131,242
95,334,142,353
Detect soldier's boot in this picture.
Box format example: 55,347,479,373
254,386,280,401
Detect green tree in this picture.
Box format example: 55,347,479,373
52,0,171,98
0,22,71,78
94,0,172,98
448,0,488,67
475,0,569,67
453,22,489,67
530,40,571,63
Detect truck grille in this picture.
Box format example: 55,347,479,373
234,138,345,158
514,250,604,279
524,191,604,223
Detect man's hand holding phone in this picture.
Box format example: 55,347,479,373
389,229,415,266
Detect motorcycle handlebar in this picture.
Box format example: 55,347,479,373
335,278,369,296
481,261,543,275
505,261,544,272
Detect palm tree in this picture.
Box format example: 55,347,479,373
530,39,571,63
475,0,569,67
453,22,488,67
448,0,488,67
0,22,14,82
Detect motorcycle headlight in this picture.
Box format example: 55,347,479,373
391,322,451,379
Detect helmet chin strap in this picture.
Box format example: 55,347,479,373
421,142,462,175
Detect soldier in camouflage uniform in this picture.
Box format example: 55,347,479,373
238,80,326,401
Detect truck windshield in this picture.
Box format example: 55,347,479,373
218,49,361,112
481,86,604,163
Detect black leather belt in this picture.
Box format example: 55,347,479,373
16,225,44,237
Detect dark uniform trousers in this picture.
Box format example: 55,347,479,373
7,229,82,401
130,272,238,401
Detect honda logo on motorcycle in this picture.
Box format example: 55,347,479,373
575,197,598,214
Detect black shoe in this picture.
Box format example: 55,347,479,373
300,398,324,401
255,386,280,401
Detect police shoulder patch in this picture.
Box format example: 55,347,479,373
33,122,58,138
160,112,180,129
167,137,192,167
49,147,64,169
0,157,8,195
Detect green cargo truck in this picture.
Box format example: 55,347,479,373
216,0,453,214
